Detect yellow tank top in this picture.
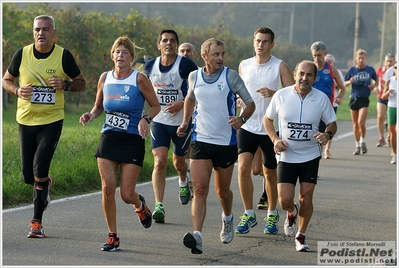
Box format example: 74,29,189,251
17,44,67,126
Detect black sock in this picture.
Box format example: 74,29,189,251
33,180,49,222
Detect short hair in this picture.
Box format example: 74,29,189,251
310,41,326,52
253,27,275,42
110,35,141,64
201,38,224,55
34,15,55,29
295,60,317,77
385,53,394,58
157,29,179,45
356,49,367,56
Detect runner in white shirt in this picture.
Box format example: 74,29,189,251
382,63,397,164
264,60,337,252
235,27,295,236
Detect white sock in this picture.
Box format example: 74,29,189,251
289,205,297,216
355,141,360,147
296,231,305,238
194,230,202,239
360,137,365,143
268,209,277,216
179,179,187,187
134,201,143,210
222,212,233,221
245,210,254,217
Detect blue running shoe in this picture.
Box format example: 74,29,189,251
235,213,257,234
264,210,279,234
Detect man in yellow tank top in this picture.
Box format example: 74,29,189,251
2,14,86,238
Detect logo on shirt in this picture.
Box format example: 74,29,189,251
124,85,130,93
217,82,224,91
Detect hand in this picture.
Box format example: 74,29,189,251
256,87,276,98
138,119,150,139
164,100,184,117
17,84,33,100
48,75,65,90
228,116,242,130
273,139,288,155
177,122,189,137
314,132,329,146
79,112,94,126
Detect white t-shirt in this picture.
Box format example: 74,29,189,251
383,66,394,82
266,85,337,163
387,76,397,108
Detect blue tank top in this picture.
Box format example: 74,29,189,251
101,70,144,135
313,62,334,104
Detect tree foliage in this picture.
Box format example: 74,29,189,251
3,2,395,108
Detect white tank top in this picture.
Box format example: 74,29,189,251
149,56,184,126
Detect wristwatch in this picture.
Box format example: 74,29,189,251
326,131,334,140
240,116,247,124
142,114,152,124
64,80,72,91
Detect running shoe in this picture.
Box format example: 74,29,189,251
44,175,54,211
101,233,120,251
353,147,361,155
295,233,310,252
220,213,234,244
152,203,165,223
391,155,397,164
264,210,279,234
284,203,299,237
376,138,385,147
257,197,269,210
135,194,152,228
361,142,367,154
27,220,45,238
183,232,202,254
235,213,257,234
324,149,331,159
179,183,191,205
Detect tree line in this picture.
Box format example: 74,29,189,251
2,3,324,108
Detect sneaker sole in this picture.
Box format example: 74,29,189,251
101,246,120,252
27,233,45,238
183,233,202,254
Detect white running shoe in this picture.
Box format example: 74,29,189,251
284,203,298,237
295,234,310,252
220,213,234,244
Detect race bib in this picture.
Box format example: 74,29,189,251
105,111,130,131
30,86,56,104
287,122,312,141
156,89,179,105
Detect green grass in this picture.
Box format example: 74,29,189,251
2,102,176,209
2,87,377,209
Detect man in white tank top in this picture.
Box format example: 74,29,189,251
177,38,255,254
235,27,295,236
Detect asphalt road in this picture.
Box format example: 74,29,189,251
2,117,397,267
